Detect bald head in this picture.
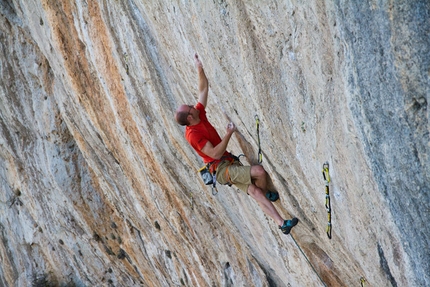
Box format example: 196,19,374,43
175,104,190,126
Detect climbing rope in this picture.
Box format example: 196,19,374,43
255,115,263,164
290,234,327,287
322,162,332,239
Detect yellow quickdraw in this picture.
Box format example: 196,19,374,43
322,162,331,239
255,115,263,164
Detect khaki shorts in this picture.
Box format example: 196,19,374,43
216,161,252,193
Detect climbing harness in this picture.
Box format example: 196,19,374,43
198,153,244,196
223,161,236,186
220,154,244,187
322,162,332,239
255,115,263,164
291,234,327,287
211,173,218,195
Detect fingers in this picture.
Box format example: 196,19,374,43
227,122,237,133
194,53,203,69
194,53,200,63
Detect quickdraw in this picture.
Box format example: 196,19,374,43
197,165,218,195
322,162,332,239
255,115,263,164
205,167,218,196
360,277,366,287
211,173,218,196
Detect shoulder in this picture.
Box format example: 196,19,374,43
196,102,205,112
196,102,207,121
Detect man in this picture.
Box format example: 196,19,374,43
175,54,298,235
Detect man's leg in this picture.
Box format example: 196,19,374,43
247,183,284,227
219,163,297,232
250,165,268,191
249,165,283,225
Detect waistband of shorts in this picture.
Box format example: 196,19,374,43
207,154,238,173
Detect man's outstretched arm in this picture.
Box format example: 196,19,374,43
195,53,209,107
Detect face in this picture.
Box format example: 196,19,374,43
185,104,199,118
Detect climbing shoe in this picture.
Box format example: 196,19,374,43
265,191,279,202
280,218,299,235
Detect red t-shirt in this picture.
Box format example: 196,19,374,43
185,103,229,163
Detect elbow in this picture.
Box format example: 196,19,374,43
206,150,221,160
210,151,224,160
201,142,225,160
213,154,223,160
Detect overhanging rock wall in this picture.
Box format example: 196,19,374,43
0,1,428,286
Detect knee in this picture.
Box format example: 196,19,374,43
247,184,265,199
251,165,267,178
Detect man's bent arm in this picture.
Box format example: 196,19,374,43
195,54,209,107
201,131,234,160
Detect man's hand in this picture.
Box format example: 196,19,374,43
227,122,237,134
194,53,203,72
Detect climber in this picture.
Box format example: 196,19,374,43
174,53,298,235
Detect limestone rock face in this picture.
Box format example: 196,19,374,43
0,1,428,286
